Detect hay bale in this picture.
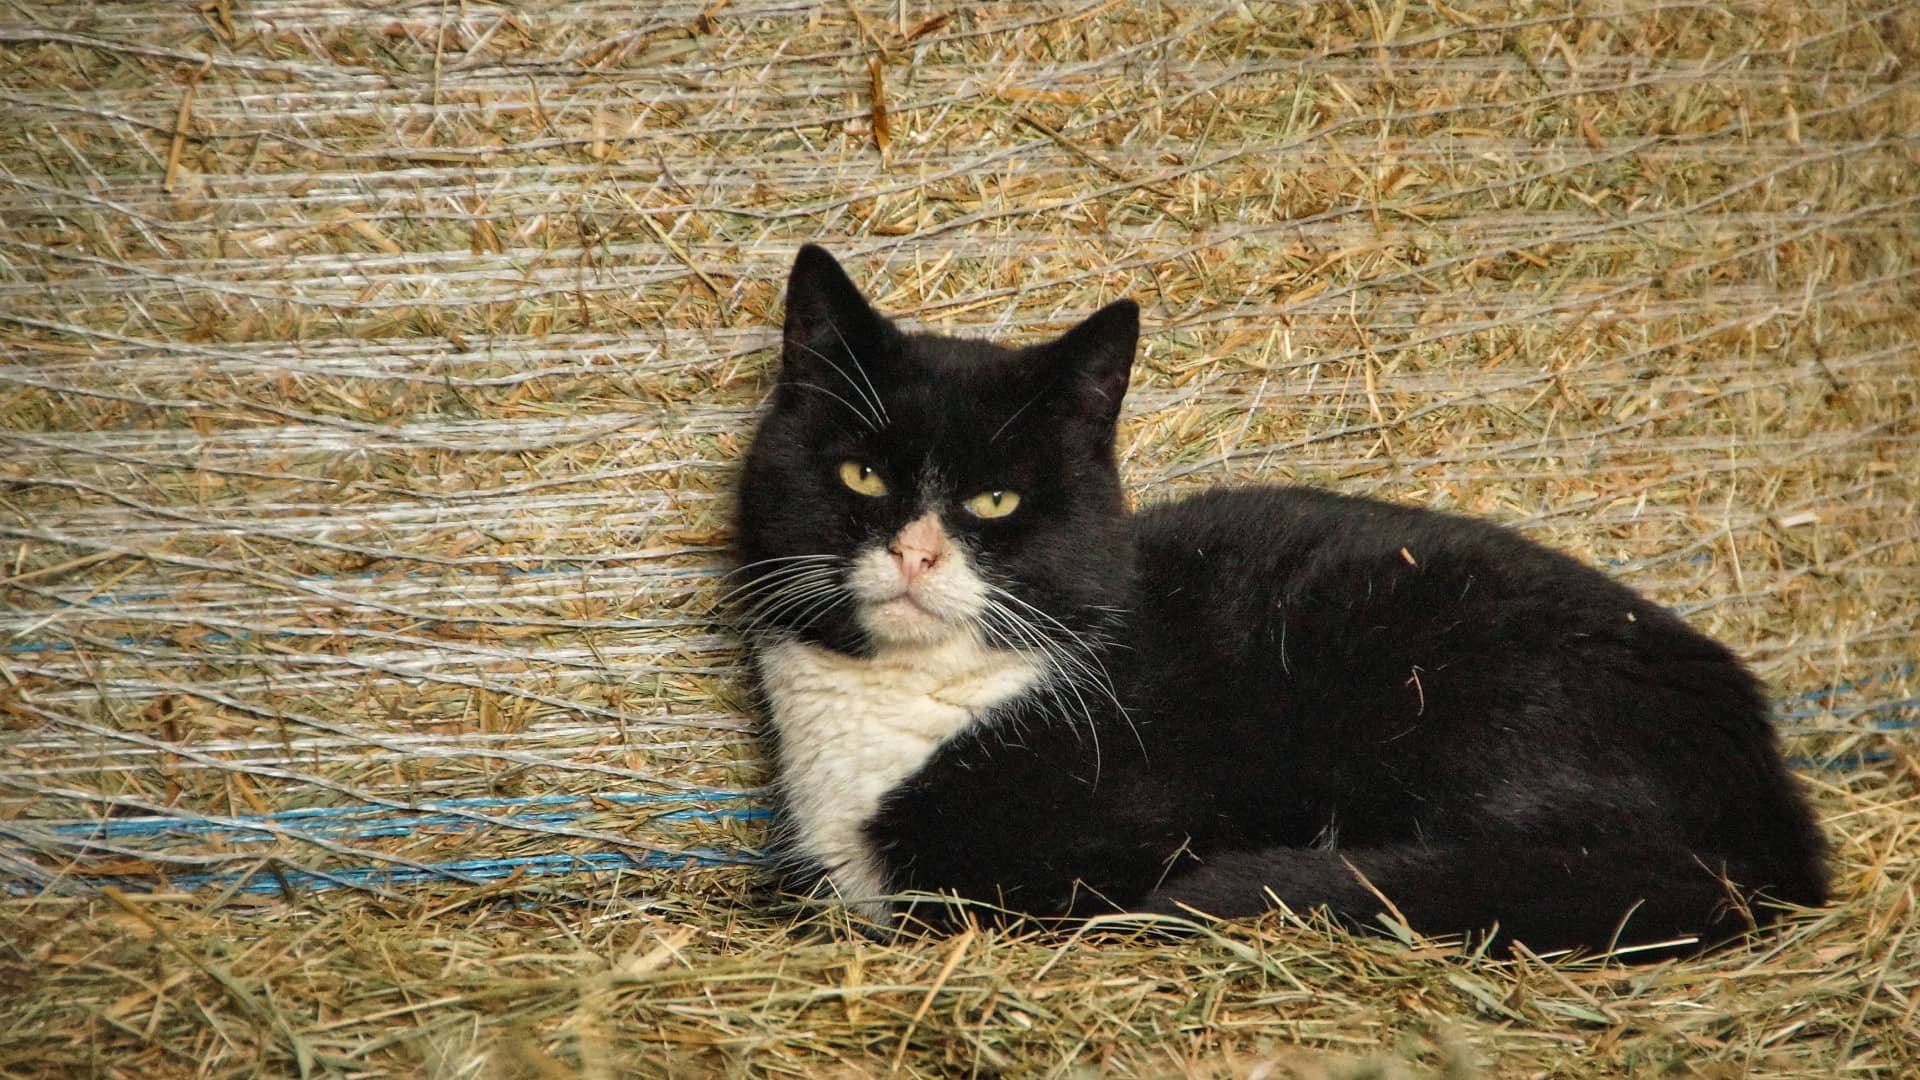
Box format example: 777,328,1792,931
1,1,1915,1074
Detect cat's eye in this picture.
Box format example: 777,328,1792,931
838,460,887,497
965,490,1021,519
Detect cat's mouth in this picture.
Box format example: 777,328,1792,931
876,591,941,617
860,588,974,645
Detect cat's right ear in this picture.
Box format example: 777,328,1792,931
782,245,886,385
1048,298,1139,427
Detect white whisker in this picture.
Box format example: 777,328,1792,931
782,381,879,432
727,553,844,578
729,555,851,635
744,580,845,628
823,319,891,426
720,560,841,603
991,601,1106,779
791,334,888,431
982,583,1144,767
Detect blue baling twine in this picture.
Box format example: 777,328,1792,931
148,850,764,897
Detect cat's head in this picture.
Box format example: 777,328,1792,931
733,245,1138,657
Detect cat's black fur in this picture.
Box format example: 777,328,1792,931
734,244,1829,955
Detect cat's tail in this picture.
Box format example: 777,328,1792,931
1137,840,1827,956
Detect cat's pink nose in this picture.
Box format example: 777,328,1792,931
889,514,947,582
892,544,938,580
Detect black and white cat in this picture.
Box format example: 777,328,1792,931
731,244,1829,955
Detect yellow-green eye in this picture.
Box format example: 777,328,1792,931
838,460,887,497
965,490,1021,519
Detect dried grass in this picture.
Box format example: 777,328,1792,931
1,1,1916,1076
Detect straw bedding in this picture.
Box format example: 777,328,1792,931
1,1,1916,1075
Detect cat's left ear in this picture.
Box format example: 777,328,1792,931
1047,298,1139,426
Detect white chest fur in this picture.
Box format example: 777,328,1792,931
756,635,1042,918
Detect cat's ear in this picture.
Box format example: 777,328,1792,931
1047,298,1139,426
782,245,887,385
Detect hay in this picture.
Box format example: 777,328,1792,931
1,0,1916,1075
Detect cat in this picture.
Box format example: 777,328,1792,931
730,244,1830,956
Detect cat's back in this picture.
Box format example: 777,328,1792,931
1134,485,1585,636
1132,483,1601,588
1130,483,1683,637
1122,482,1767,737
